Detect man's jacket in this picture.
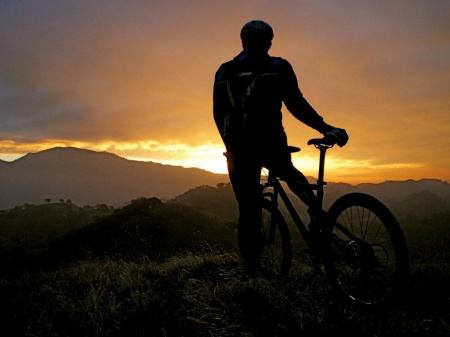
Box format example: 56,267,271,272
213,51,330,151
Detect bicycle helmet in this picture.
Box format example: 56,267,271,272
240,20,274,41
240,20,274,52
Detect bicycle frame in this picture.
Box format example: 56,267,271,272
261,142,362,253
256,139,409,305
261,144,330,248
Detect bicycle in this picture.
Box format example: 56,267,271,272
243,135,409,306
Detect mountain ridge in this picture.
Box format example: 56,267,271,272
0,147,229,209
354,178,450,200
1,146,449,210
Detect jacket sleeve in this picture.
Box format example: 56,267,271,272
280,60,333,134
213,64,227,140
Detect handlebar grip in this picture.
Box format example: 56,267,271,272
307,135,337,147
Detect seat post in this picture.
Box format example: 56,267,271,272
316,146,328,205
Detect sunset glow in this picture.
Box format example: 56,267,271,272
0,1,449,184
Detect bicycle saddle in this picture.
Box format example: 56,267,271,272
288,146,301,153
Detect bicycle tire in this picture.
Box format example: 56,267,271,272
238,195,292,277
324,193,409,305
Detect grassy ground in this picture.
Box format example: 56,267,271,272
0,246,449,337
0,201,449,336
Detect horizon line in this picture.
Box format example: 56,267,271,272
1,146,449,185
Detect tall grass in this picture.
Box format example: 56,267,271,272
1,201,449,336
1,246,449,337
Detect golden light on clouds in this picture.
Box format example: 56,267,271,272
94,141,229,174
0,138,228,174
0,1,449,184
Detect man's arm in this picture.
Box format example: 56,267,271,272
213,65,227,140
280,60,333,134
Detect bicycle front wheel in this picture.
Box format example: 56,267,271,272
325,193,409,305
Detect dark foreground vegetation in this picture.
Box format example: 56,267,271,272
0,187,449,336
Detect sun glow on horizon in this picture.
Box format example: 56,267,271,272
0,139,230,174
123,144,229,174
93,141,229,174
0,138,439,185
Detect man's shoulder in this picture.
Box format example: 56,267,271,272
262,56,291,74
215,61,232,81
215,54,291,79
268,56,291,68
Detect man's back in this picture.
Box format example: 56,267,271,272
214,51,285,141
214,46,334,151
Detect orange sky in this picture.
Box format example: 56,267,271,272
0,1,449,184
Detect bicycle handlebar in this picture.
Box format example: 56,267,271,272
307,135,337,147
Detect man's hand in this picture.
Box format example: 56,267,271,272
324,128,349,147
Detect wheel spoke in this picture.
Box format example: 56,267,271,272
326,193,408,305
256,198,292,277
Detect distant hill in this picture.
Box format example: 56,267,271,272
0,197,236,274
355,179,450,201
278,177,450,209
389,190,448,218
171,183,238,224
0,202,113,262
1,146,449,212
55,197,235,261
0,147,229,209
173,180,450,222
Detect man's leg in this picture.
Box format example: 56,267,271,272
227,149,263,275
273,153,317,207
272,153,325,224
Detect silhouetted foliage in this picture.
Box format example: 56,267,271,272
171,184,238,224
53,197,235,262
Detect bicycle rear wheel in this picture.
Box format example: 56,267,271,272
325,193,409,305
238,195,292,277
260,196,292,277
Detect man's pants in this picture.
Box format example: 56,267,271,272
226,147,318,271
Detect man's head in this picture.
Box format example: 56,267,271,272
240,20,273,53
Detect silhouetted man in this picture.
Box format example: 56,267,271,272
213,20,348,274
